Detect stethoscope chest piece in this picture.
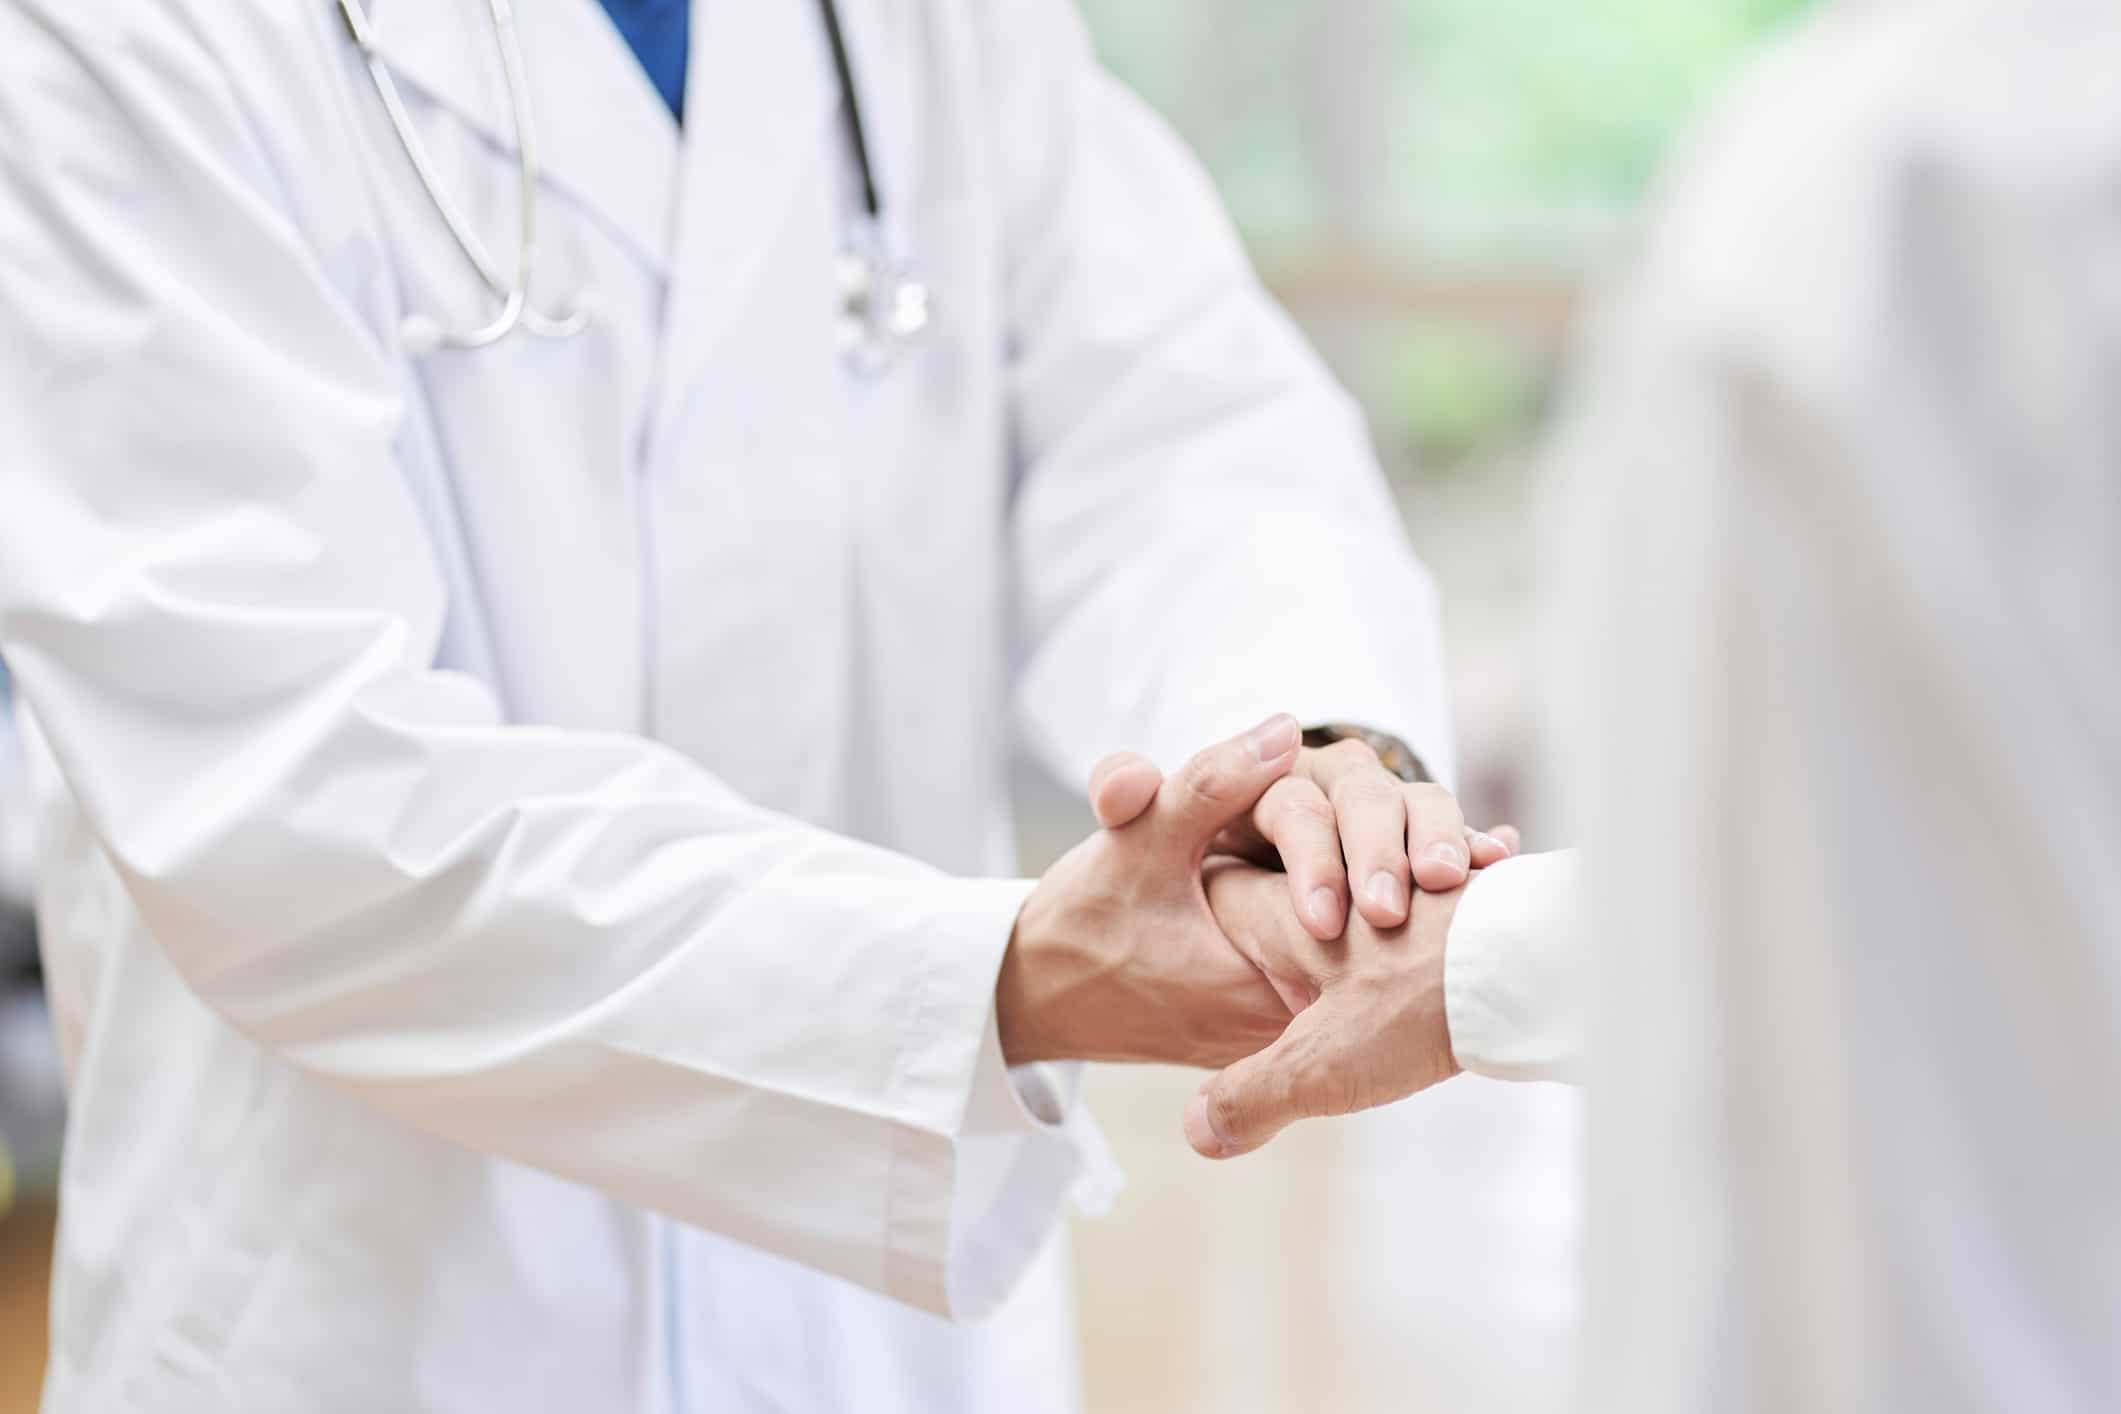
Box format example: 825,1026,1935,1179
837,217,931,378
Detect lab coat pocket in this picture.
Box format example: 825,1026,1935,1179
84,1202,278,1412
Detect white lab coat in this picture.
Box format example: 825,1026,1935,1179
0,0,1455,1410
1508,0,2121,1407
0,676,29,925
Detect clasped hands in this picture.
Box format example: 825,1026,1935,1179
997,714,1517,1160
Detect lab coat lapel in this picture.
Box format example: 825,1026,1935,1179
651,0,842,447
360,0,679,274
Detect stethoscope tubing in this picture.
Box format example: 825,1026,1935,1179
340,0,916,364
337,0,590,348
812,0,882,220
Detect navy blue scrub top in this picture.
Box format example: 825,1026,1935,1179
598,0,688,123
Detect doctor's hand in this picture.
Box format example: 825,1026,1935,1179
1087,740,1515,948
995,717,1302,1069
1180,862,1465,1159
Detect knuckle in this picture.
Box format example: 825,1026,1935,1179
1254,778,1299,812
1206,1085,1249,1145
1176,752,1240,808
1404,784,1464,825
1318,738,1378,773
1280,789,1338,832
1283,1047,1338,1117
1335,775,1405,813
1299,1038,1364,1118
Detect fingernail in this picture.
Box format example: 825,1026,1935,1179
1248,714,1299,762
1185,1091,1228,1158
1471,831,1509,858
1363,871,1405,916
1307,887,1341,932
1420,841,1467,875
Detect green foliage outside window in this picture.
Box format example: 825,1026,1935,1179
1078,0,1816,471
1082,0,1813,254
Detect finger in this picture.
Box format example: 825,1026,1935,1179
1207,785,1276,863
1252,777,1346,940
1203,860,1330,1016
1467,830,1512,869
1403,784,1471,892
1488,824,1521,856
1087,752,1163,831
1184,1004,1348,1160
1208,817,1274,865
1154,714,1301,852
1306,742,1410,927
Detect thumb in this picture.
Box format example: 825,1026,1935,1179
1183,1003,1347,1160
1153,714,1300,854
1086,751,1163,830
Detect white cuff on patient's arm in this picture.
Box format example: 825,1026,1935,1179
1444,849,1586,1084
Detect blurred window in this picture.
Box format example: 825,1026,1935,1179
1079,0,1814,477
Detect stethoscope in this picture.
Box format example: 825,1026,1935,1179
335,0,930,373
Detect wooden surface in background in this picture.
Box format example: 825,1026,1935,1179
0,1201,52,1414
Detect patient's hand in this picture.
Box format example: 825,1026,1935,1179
1081,743,1483,1155
1178,860,1465,1158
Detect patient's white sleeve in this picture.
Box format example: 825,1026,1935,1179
1443,850,1585,1083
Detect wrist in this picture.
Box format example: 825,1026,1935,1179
995,878,1085,1066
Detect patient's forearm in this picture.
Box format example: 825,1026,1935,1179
1443,850,1586,1083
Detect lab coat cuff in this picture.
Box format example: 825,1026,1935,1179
883,877,1121,1320
954,887,1100,1153
966,1002,1073,1133
1443,850,1586,1083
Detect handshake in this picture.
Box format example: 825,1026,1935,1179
996,714,1517,1160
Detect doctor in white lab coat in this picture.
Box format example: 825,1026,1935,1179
0,0,1503,1410
0,665,28,928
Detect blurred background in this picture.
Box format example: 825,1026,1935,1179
0,1,1810,1408
1043,2,1812,1411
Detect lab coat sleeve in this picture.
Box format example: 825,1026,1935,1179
979,0,1457,788
0,2,1074,1320
1442,851,1586,1083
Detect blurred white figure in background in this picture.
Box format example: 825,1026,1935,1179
1542,0,2121,1407
1153,3,2121,1408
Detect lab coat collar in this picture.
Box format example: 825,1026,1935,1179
652,0,843,447
357,0,680,275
